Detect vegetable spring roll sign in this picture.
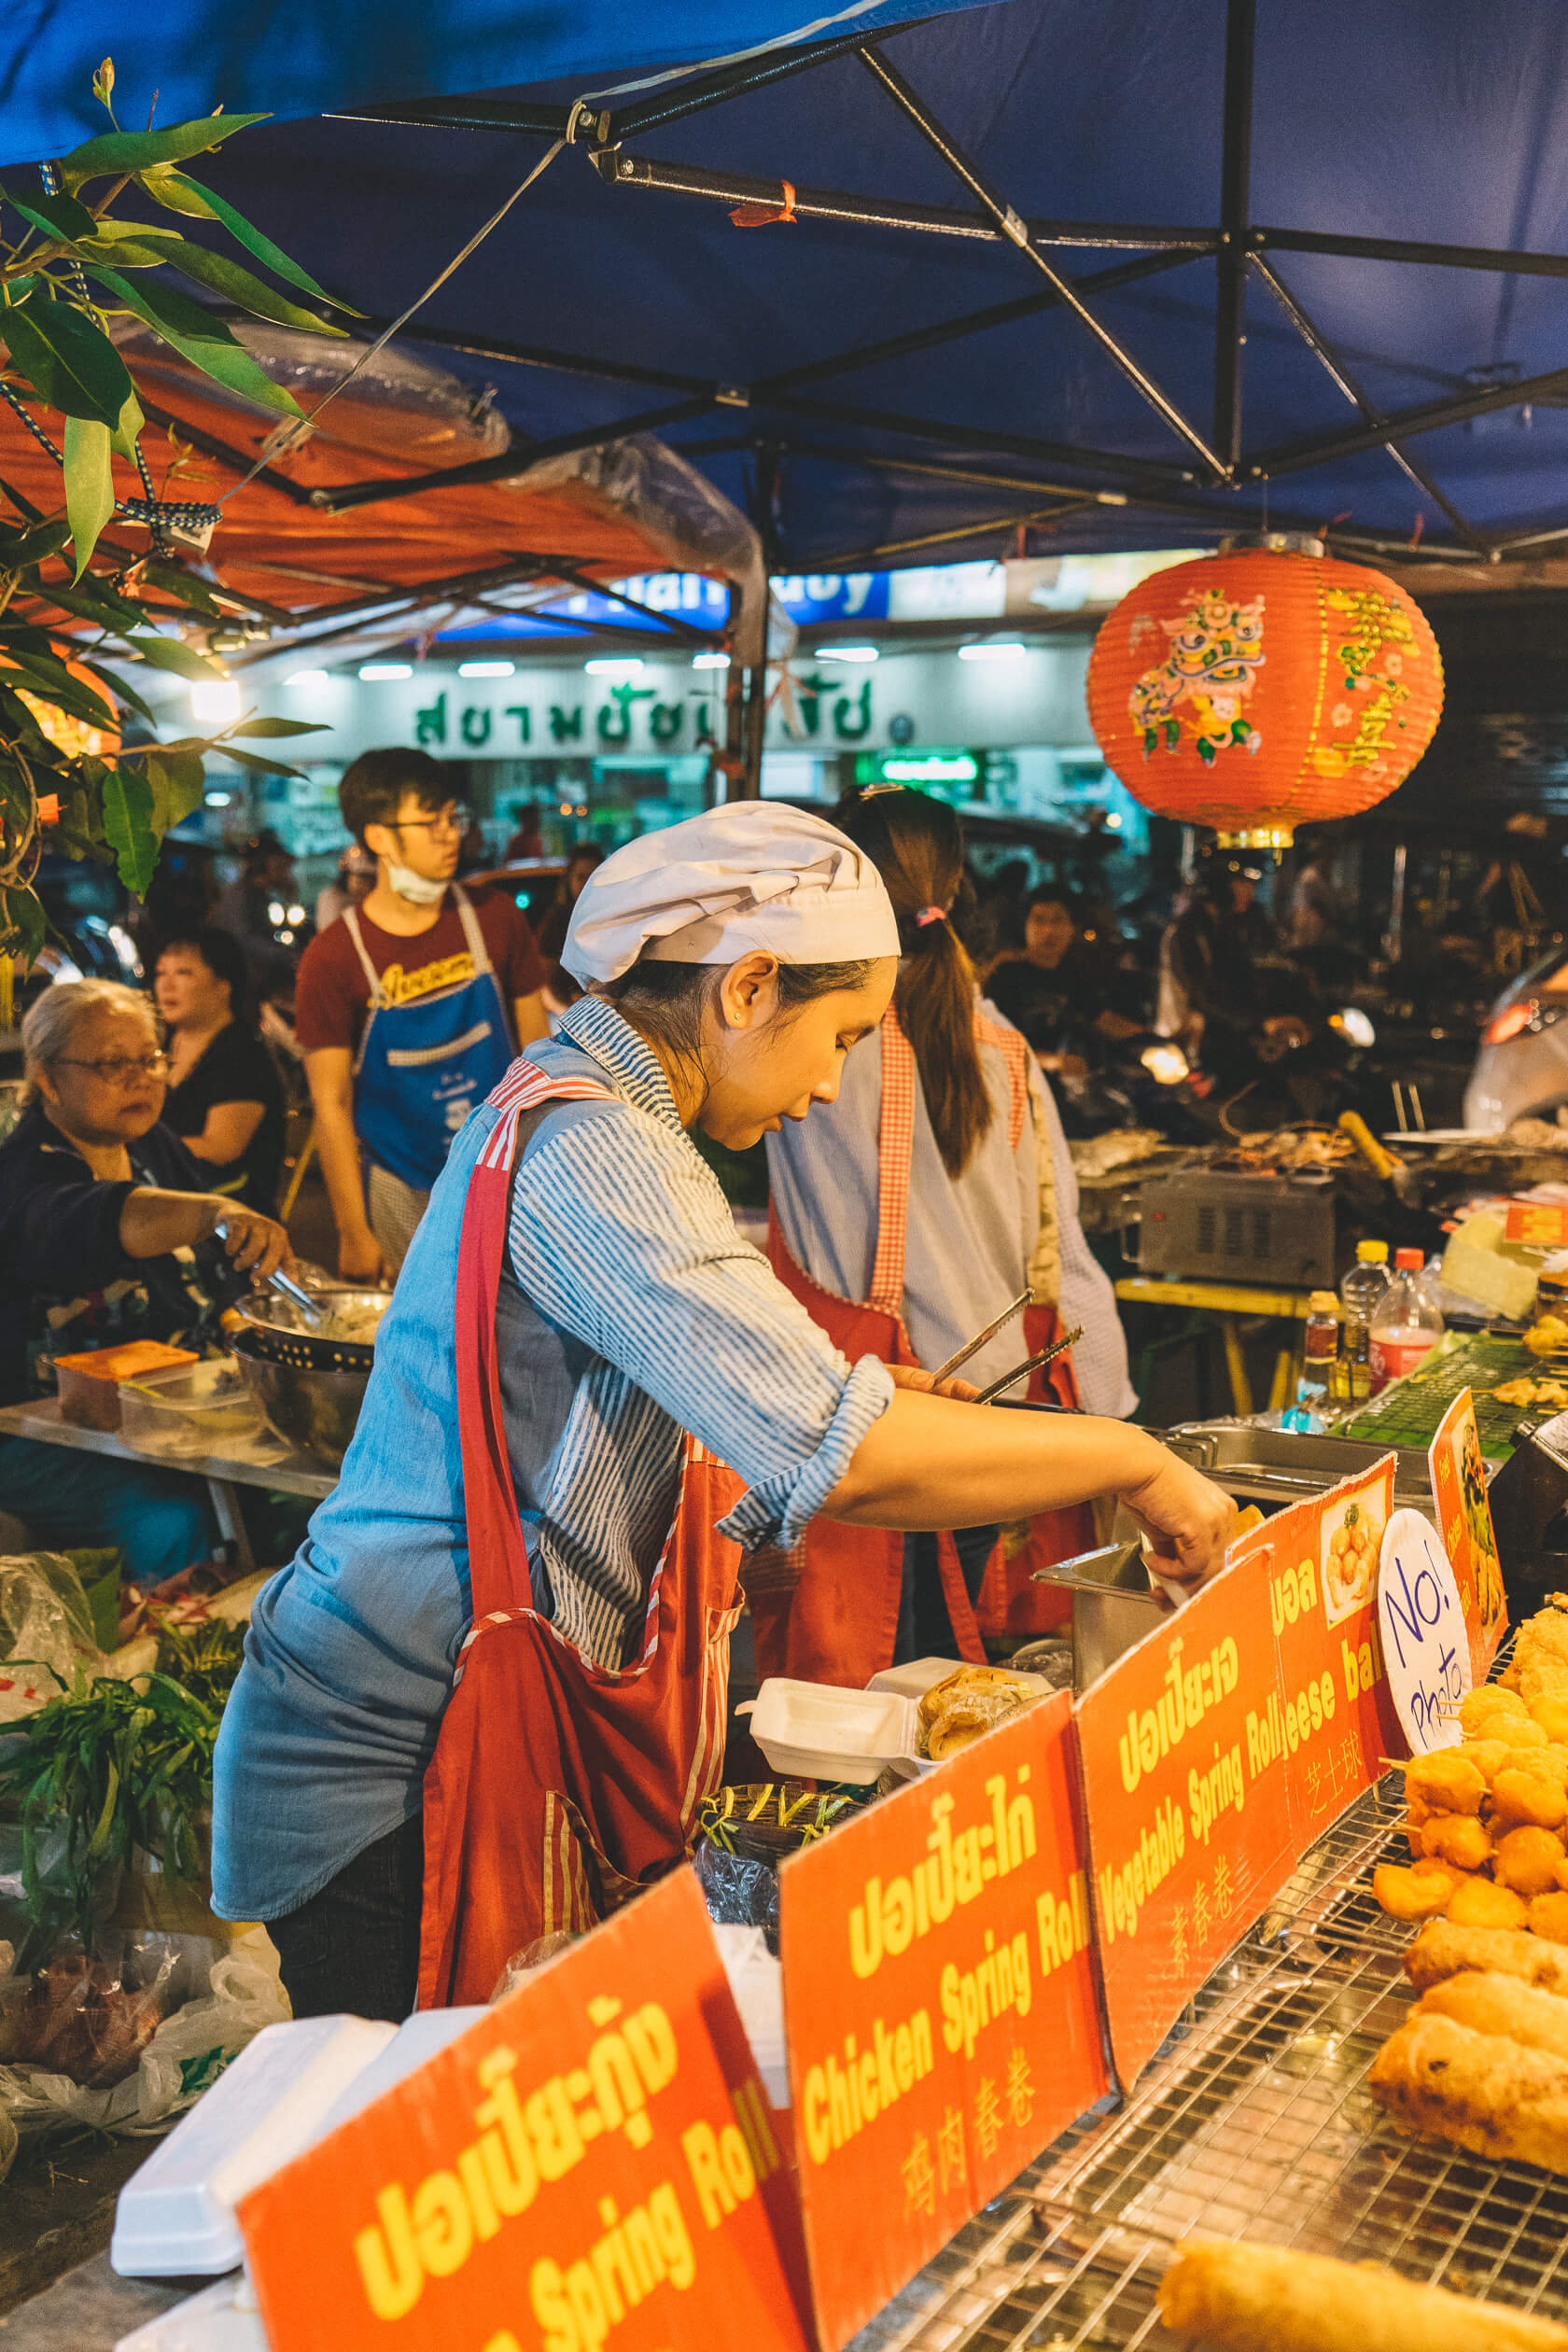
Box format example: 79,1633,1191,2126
1076,1457,1400,2088
777,1690,1106,2350
239,1869,813,2352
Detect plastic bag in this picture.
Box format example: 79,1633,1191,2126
489,1930,577,2003
0,1550,107,1719
695,1842,782,1953
0,1925,287,2136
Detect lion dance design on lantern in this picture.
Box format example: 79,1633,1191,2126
1128,588,1266,767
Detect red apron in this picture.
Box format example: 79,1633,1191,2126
419,1057,745,2009
758,1007,1087,1687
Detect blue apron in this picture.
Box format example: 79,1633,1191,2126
343,886,515,1192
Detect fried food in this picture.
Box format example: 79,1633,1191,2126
1463,1688,1530,1734
916,1665,1036,1760
1530,1893,1568,1944
1411,1812,1491,1871
1492,1770,1568,1836
1369,2010,1568,2171
1407,1749,1488,1815
1374,1863,1458,1922
1157,2239,1568,2351
1447,1875,1528,1931
1533,1696,1568,1745
1494,1826,1568,1899
1503,1601,1568,1710
1407,1921,1568,1995
1420,1972,1568,2066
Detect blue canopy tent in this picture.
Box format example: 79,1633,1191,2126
9,2,1568,793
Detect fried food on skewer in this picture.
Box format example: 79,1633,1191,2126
1446,1876,1528,1930
1531,1892,1568,1943
1406,1920,1568,1995
1373,1863,1458,1921
1409,1813,1491,1871
1491,1768,1568,1832
1493,1826,1568,1899
1406,1750,1488,1815
1158,2240,1568,2352
1503,1599,1568,1711
1419,1971,1568,2065
1369,2010,1568,2171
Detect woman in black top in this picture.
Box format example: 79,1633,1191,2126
154,928,286,1211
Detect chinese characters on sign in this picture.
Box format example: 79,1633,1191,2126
777,1692,1107,2350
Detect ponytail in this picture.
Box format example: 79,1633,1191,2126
832,791,992,1177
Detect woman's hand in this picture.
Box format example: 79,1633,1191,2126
211,1202,294,1281
1116,1447,1238,1587
337,1226,387,1284
888,1363,981,1403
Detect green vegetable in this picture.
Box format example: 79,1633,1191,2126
153,1617,246,1715
0,1669,221,1949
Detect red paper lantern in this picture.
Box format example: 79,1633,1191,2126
1085,538,1444,847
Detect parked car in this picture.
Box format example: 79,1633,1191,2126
1464,945,1568,1130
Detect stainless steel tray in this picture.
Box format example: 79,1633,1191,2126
1165,1421,1435,1510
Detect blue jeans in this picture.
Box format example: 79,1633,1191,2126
0,1435,216,1587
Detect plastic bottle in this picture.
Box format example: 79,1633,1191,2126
1369,1246,1445,1393
1299,1291,1341,1410
1339,1240,1392,1406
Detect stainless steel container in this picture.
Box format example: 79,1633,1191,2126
1164,1421,1434,1509
1032,1538,1167,1691
230,1332,368,1470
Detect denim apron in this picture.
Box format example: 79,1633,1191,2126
343,887,514,1192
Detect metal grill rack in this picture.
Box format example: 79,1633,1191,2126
848,1761,1568,2352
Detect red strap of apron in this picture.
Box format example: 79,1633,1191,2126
455,1057,618,1621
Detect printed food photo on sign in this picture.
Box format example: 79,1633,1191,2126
1427,1387,1507,1681
1322,1489,1387,1629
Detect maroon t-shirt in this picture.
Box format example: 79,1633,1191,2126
295,886,546,1057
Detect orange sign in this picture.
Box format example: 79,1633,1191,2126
239,1869,813,2352
1253,1460,1403,1843
1074,1552,1297,2091
777,1691,1107,2350
1505,1202,1568,1247
1429,1386,1508,1681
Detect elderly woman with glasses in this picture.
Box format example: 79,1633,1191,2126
0,980,290,1585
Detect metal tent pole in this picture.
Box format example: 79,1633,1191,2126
1213,0,1256,471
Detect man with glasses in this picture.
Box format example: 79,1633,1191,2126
296,749,549,1281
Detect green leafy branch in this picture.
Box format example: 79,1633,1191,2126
0,64,348,969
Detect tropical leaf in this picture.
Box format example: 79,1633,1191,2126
0,291,133,427
91,58,115,113
80,656,154,723
142,749,206,835
0,472,44,523
121,632,224,680
149,174,357,311
1,884,46,966
58,114,271,189
228,715,327,738
1,185,99,245
63,416,115,579
0,518,72,568
110,385,145,464
100,764,158,895
0,646,119,729
203,743,308,777
153,239,346,336
85,268,301,416
34,572,147,631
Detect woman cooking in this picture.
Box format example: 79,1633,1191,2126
763,789,1137,1686
212,806,1233,2021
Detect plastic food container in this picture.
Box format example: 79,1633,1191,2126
118,1358,266,1449
740,1678,931,1785
53,1341,199,1431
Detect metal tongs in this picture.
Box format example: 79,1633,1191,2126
215,1221,327,1330
973,1323,1085,1406
932,1286,1031,1381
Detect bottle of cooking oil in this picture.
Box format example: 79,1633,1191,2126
1302,1291,1341,1410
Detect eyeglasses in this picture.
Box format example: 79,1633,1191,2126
393,803,471,836
57,1051,170,1085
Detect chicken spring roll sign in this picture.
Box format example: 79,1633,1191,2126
777,1690,1107,2350
239,1869,813,2352
1075,1461,1401,2088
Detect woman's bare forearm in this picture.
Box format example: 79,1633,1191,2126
118,1187,223,1259
823,1388,1162,1528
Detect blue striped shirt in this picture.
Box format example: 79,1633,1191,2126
212,996,892,1922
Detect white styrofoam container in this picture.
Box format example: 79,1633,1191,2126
110,2015,396,2279
315,2006,487,2135
866,1655,970,1702
739,1678,925,1783
115,2273,269,2352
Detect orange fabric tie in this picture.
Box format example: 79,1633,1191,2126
730,178,797,228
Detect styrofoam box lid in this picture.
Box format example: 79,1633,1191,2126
112,2008,493,2281
743,1677,918,1784
114,2272,270,2352
866,1655,970,1701
110,2015,396,2279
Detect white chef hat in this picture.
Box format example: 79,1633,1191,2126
562,803,900,985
